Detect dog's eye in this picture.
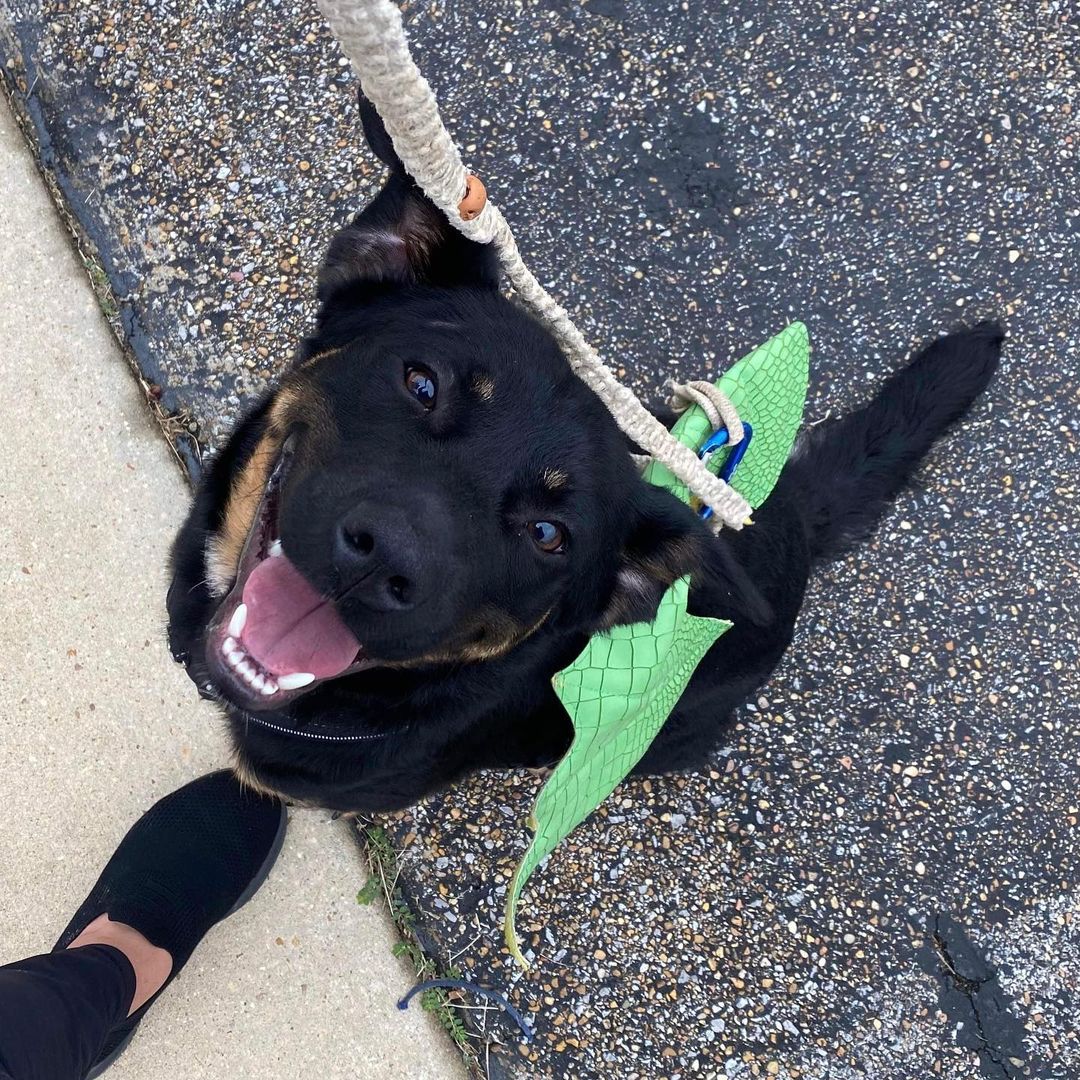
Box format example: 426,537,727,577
529,521,567,554
405,365,437,409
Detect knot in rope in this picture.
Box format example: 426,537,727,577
667,380,744,447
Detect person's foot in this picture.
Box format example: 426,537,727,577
54,770,287,1077
67,914,173,1016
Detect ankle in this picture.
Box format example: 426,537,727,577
68,914,173,1016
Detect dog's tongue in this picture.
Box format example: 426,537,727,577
240,554,361,679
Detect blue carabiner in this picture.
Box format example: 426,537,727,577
698,421,753,520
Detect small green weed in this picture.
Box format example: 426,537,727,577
80,254,119,320
355,875,381,906
355,822,483,1071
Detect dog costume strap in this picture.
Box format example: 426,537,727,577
504,323,811,967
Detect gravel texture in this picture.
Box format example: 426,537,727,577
1,0,1077,1077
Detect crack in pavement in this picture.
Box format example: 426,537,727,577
922,913,1041,1080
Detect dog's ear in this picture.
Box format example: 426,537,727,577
316,93,499,300
600,483,774,629
599,485,707,628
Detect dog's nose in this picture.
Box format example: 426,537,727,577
335,502,429,611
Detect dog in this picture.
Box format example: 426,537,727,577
167,99,1002,812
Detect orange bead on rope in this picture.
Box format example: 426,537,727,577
458,173,487,220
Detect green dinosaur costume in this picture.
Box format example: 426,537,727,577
504,322,811,966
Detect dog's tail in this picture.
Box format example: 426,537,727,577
782,320,1003,563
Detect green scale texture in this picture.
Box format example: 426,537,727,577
505,323,810,965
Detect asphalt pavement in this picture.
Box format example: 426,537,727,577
1,1,1076,1076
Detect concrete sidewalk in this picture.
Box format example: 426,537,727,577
0,98,462,1080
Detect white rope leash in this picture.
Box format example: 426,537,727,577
316,0,752,530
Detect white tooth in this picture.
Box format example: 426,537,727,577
237,661,255,680
227,649,244,667
261,681,278,696
269,539,283,558
228,604,248,638
277,672,315,690
222,636,236,653
252,673,266,691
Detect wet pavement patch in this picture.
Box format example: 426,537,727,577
2,1,1077,1077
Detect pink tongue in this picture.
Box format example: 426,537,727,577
240,554,361,679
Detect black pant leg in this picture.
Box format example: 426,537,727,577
0,944,135,1080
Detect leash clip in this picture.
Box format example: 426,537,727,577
697,422,753,520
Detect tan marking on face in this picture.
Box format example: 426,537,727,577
459,606,550,662
205,432,280,596
390,606,553,668
542,467,568,491
205,382,330,596
470,372,495,402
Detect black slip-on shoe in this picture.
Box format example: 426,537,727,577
53,770,287,1078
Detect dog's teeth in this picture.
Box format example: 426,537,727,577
228,603,248,638
277,672,315,690
251,673,266,692
261,680,278,696
222,636,236,654
269,539,283,558
227,649,244,668
237,661,255,679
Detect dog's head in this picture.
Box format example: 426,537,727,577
170,109,719,717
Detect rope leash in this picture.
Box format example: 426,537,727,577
315,0,752,531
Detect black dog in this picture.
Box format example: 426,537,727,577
167,102,1002,812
